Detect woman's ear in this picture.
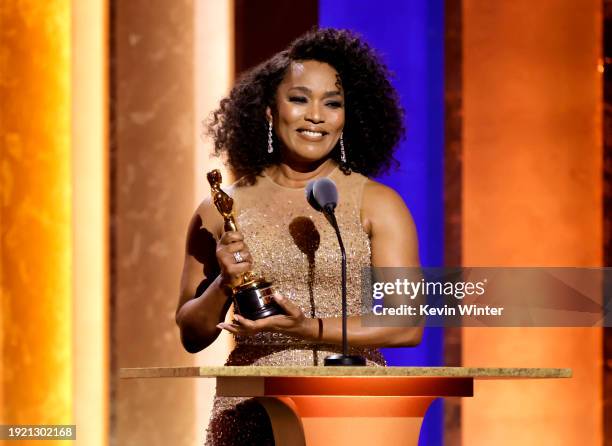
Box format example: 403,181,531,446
265,106,273,123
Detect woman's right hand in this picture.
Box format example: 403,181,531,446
216,231,254,288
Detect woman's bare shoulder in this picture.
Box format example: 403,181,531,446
362,179,419,265
363,179,406,209
361,179,413,234
190,196,224,240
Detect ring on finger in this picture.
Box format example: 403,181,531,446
233,251,245,263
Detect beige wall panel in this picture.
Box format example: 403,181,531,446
113,1,197,444
463,1,602,445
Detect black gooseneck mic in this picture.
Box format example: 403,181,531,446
306,178,366,366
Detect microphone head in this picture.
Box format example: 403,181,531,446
305,180,322,212
306,178,338,212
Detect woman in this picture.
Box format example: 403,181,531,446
176,28,422,445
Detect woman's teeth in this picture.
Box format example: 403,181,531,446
301,130,323,137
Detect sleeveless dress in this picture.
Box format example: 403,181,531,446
204,166,385,446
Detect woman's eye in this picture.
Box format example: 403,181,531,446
289,96,307,103
326,101,343,108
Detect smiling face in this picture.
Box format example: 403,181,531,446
267,60,345,168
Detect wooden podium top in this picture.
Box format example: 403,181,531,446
119,366,572,379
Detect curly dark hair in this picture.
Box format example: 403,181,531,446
207,28,405,178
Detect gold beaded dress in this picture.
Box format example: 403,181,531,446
205,166,385,446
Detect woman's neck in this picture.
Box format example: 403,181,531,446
264,158,337,188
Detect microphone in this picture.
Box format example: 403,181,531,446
305,178,366,366
307,178,337,211
306,178,341,228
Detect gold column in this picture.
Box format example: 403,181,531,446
0,0,73,432
462,1,602,444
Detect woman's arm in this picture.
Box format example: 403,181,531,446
219,180,423,348
353,179,423,346
175,200,254,353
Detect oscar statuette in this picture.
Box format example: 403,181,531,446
207,169,283,320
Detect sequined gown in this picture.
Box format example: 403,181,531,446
205,166,385,445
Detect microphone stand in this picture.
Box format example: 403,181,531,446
322,205,366,366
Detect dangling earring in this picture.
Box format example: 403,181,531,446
267,120,274,153
340,132,347,164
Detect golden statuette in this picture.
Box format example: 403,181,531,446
207,169,237,232
206,169,283,320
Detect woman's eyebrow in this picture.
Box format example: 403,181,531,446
322,90,343,98
288,86,343,97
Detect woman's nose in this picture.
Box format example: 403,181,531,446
305,102,324,124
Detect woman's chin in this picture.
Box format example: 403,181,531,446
287,147,334,165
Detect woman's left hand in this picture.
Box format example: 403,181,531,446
216,292,313,339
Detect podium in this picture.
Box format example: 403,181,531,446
120,366,571,445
